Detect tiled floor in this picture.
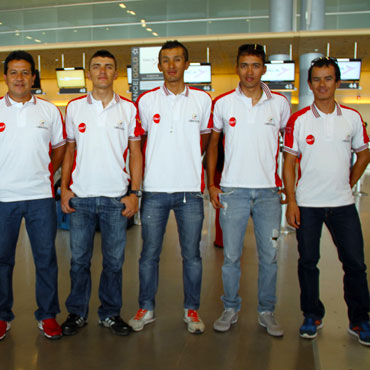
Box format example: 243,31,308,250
1,176,370,370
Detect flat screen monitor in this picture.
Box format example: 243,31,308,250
337,59,361,81
262,61,295,82
184,64,212,84
56,68,86,88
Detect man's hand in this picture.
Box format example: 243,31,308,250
209,186,224,209
61,188,76,214
286,201,300,229
121,194,139,218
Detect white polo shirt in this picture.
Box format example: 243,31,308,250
137,85,212,192
284,103,369,207
0,94,66,202
66,92,142,198
213,83,291,188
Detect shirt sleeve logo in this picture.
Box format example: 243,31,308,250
229,117,236,127
306,135,315,145
0,122,6,132
78,123,86,133
153,114,161,124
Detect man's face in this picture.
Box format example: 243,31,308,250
236,54,266,90
308,65,340,102
88,56,117,89
158,47,189,84
4,59,35,103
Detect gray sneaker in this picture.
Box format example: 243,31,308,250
258,311,284,337
128,309,155,332
213,308,238,332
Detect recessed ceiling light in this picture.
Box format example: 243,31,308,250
26,36,33,40
119,3,126,8
34,39,41,43
146,28,152,32
152,32,158,36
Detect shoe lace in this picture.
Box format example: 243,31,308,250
187,310,200,322
134,309,147,320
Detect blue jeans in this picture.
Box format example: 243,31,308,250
139,192,204,310
297,205,370,325
219,187,281,312
0,198,60,322
65,196,128,320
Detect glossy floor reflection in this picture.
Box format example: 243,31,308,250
1,176,370,370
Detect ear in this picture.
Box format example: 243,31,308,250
262,64,267,75
87,71,91,81
114,70,118,80
158,62,163,72
336,79,341,89
184,60,190,71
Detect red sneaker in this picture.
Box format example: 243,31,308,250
38,318,62,340
0,321,11,341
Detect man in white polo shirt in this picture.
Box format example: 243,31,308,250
283,56,370,346
128,40,212,334
0,50,66,341
60,50,143,336
207,44,290,336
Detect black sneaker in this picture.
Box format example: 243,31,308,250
61,314,87,336
99,316,132,336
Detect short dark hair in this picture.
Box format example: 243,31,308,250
4,50,36,75
308,56,341,82
237,44,266,65
159,40,189,63
89,49,117,69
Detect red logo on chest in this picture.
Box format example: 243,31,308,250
229,117,236,127
78,123,86,133
306,135,315,145
153,114,161,124
0,122,5,132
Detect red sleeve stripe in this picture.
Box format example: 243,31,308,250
284,106,311,149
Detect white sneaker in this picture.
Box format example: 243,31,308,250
184,309,205,334
128,309,155,332
258,311,284,337
213,308,238,332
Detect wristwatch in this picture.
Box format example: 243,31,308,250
129,190,142,198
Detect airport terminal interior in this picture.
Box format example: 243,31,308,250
1,1,370,369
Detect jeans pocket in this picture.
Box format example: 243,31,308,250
109,197,126,209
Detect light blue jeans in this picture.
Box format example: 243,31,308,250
219,187,281,313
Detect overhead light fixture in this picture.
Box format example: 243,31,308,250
119,3,126,8
146,28,152,32
152,32,158,36
0,22,2,25
130,10,136,15
26,36,33,40
34,39,41,43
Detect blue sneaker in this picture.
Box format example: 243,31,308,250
348,321,370,346
299,317,323,339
